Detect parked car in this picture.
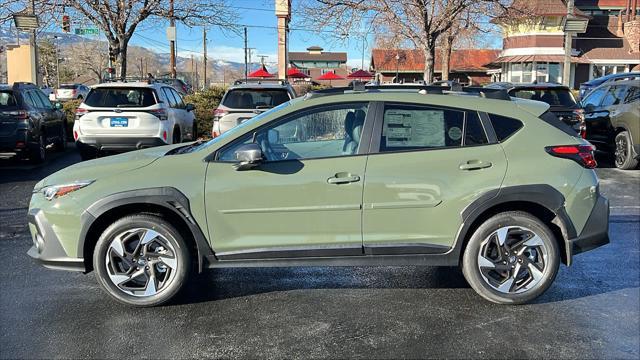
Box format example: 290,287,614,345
212,80,296,137
155,78,192,96
73,81,196,160
0,82,66,163
580,79,639,170
579,71,640,99
28,85,608,306
55,83,91,101
486,82,585,136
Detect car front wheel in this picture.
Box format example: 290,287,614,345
462,211,560,304
93,215,191,306
614,131,638,170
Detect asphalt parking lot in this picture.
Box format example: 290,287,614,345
0,147,638,359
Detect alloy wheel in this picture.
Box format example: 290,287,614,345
615,136,628,168
477,226,548,294
105,228,178,297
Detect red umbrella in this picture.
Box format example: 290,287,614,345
248,64,274,78
316,71,345,86
287,67,308,79
347,69,374,79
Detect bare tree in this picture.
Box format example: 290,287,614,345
63,41,109,83
57,0,237,80
302,0,508,83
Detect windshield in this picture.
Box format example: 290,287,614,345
0,91,18,109
84,87,157,108
222,89,290,109
191,100,293,153
510,88,577,107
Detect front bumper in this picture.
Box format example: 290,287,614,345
567,195,609,263
77,136,167,151
27,208,85,272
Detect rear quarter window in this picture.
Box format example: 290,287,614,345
538,111,578,136
488,114,524,141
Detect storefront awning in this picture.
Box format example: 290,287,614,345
488,55,590,66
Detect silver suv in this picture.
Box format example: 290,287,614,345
212,80,296,137
73,82,196,160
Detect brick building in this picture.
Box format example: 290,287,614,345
288,46,350,86
370,48,500,85
489,0,640,88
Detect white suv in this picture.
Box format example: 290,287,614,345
73,82,196,160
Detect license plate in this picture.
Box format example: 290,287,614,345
110,117,128,127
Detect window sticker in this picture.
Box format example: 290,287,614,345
448,126,462,141
384,110,445,147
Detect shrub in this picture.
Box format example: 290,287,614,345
183,86,227,138
61,100,82,141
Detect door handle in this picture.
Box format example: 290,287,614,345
459,160,492,171
327,173,361,184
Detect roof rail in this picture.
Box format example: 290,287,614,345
233,78,289,86
306,83,511,101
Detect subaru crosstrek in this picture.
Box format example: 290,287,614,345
28,85,609,306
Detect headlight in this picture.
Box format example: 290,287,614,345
36,181,94,201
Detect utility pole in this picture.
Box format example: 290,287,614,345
203,27,207,89
140,57,144,78
563,0,574,87
169,0,176,79
191,54,194,88
361,35,366,70
28,0,40,85
244,27,248,81
247,47,256,72
54,36,60,88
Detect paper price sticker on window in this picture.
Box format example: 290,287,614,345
384,110,445,147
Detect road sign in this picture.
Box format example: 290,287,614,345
75,28,99,35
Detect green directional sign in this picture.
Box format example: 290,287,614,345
75,28,99,35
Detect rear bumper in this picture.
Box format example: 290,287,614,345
26,208,85,272
0,130,36,154
567,195,609,263
77,136,168,151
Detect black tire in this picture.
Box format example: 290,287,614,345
173,127,181,144
78,144,98,161
192,122,198,141
93,215,191,307
462,211,560,305
54,123,67,152
29,133,46,164
614,131,638,170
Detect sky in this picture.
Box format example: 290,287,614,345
129,0,384,69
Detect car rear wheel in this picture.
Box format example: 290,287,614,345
614,131,638,170
78,144,97,161
192,123,198,140
29,134,46,164
93,215,191,307
462,211,560,304
173,127,181,144
54,123,67,152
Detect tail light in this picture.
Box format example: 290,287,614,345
545,144,597,169
73,130,79,141
148,109,168,120
211,120,220,138
71,89,77,95
162,130,167,141
213,108,228,121
9,110,29,119
75,108,88,120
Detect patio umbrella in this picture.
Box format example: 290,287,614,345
347,69,374,80
248,64,274,78
287,67,308,79
316,71,345,86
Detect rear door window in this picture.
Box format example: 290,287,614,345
170,88,185,108
601,86,628,107
377,104,487,152
162,87,178,108
84,88,157,107
222,89,290,109
27,90,45,108
34,91,53,109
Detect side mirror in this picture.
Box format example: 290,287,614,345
233,143,264,171
54,102,63,110
185,103,195,112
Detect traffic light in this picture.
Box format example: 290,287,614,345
62,15,70,33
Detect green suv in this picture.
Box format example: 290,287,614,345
27,86,609,306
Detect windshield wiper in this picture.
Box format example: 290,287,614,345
170,139,207,154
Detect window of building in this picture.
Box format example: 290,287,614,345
535,63,548,83
592,64,628,80
548,63,560,83
510,63,523,83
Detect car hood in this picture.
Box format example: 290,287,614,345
36,144,183,189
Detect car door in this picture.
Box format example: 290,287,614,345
34,90,62,138
204,102,372,259
160,87,180,140
362,102,507,254
24,90,51,141
584,85,626,149
170,87,193,138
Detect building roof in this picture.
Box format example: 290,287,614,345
289,51,347,62
371,48,500,73
496,0,589,20
578,37,640,61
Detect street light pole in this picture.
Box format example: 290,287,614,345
169,0,176,79
563,0,574,87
